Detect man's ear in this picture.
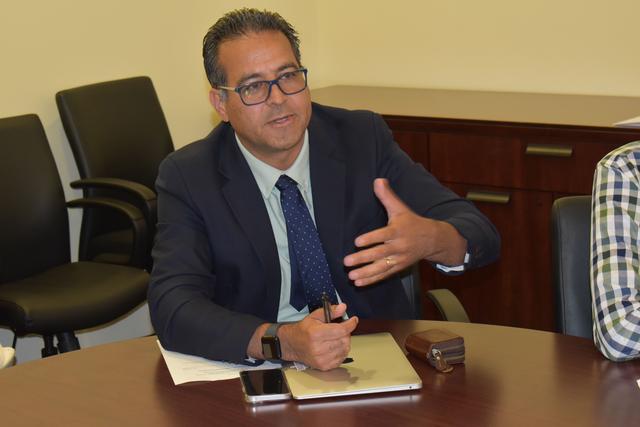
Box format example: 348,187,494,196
210,89,229,122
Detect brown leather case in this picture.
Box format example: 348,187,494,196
405,329,465,371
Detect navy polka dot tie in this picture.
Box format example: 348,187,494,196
276,175,338,311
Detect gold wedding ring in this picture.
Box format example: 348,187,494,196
384,256,394,267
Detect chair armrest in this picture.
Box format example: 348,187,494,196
426,289,470,323
67,197,148,269
70,177,157,225
71,177,155,201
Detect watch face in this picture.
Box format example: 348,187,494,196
262,336,281,360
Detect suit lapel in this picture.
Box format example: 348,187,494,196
308,113,347,295
217,127,280,320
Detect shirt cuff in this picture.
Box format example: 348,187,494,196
435,252,470,273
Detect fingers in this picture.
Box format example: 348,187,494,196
344,240,390,267
340,315,359,334
373,178,409,218
343,179,415,284
311,319,356,371
343,178,434,287
331,302,348,320
348,178,408,249
308,302,347,322
348,255,406,286
344,246,405,286
351,268,394,287
353,225,394,248
306,308,358,340
280,311,358,371
314,335,353,371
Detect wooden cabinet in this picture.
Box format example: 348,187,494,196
422,185,554,330
313,86,640,331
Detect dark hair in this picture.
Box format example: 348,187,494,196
202,8,302,88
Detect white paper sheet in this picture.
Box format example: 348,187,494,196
157,340,281,385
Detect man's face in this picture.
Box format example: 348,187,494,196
210,31,312,170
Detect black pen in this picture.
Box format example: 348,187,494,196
321,293,332,324
322,293,353,364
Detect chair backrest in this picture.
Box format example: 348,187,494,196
56,76,174,190
551,195,592,338
56,77,173,258
0,115,70,283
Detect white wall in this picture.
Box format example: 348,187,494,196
1,0,638,362
313,0,640,96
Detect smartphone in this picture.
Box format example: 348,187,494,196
239,369,291,404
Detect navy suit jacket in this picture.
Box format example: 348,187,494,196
149,103,500,362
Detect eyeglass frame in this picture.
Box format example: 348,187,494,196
216,67,308,106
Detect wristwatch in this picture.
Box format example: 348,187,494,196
261,323,283,361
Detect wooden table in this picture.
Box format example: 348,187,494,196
2,320,638,426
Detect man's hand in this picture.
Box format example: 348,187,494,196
343,178,467,287
279,303,358,371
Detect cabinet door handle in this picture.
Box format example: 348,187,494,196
525,143,573,157
466,191,510,204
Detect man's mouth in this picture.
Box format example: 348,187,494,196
267,114,294,126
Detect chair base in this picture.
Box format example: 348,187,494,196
41,332,81,358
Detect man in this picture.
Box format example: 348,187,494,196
591,141,640,361
149,8,500,370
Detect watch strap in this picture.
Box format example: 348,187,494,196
262,323,283,360
264,322,283,338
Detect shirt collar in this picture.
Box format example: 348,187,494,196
235,130,310,199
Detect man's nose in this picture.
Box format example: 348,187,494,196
267,82,287,105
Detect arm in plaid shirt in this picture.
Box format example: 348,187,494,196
591,141,640,361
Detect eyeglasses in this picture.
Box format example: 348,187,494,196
217,68,308,106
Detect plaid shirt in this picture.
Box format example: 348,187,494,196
591,141,640,361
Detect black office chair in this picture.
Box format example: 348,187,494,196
0,114,149,357
56,76,174,269
551,195,593,338
400,264,470,321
